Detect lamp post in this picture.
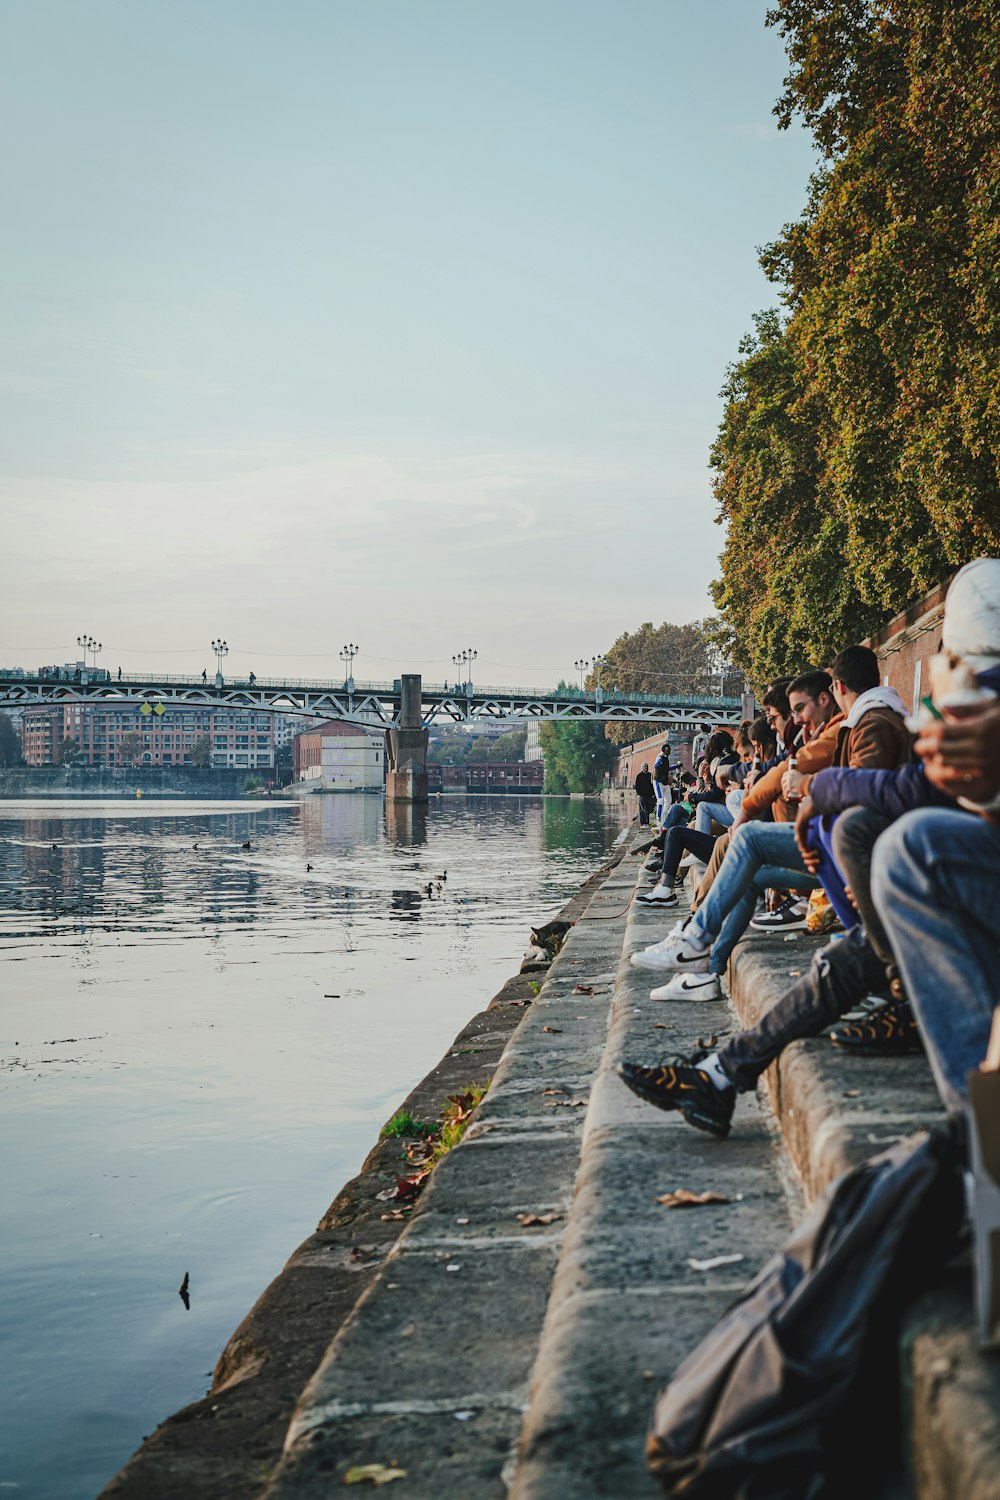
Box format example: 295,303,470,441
574,658,588,691
451,649,477,695
591,654,605,707
211,638,228,688
77,634,101,679
340,643,359,709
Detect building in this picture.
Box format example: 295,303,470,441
427,761,544,794
524,722,543,762
20,705,275,770
292,719,384,791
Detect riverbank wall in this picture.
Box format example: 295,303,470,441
99,834,1000,1500
0,766,271,798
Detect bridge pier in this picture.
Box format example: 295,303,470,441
384,674,428,803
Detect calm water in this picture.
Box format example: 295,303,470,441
0,795,623,1500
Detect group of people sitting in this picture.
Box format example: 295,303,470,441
621,557,1000,1153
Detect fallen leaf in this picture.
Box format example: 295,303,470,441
542,1026,563,1034
844,1089,861,1098
544,1097,588,1108
657,1189,731,1209
516,1211,564,1226
572,983,595,994
653,1022,674,1030
379,1210,409,1221
541,1087,566,1096
688,1253,745,1271
342,1464,408,1487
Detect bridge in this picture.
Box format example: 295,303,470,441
0,669,748,802
0,670,744,729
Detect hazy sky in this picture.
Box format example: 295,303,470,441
1,0,815,688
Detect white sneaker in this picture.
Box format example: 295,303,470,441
650,972,722,1002
676,851,701,871
630,937,711,973
635,885,678,906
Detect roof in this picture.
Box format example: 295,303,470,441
292,719,378,742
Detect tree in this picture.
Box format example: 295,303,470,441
57,737,81,766
711,1,1000,682
0,712,20,767
467,728,527,762
118,732,143,767
189,735,212,767
600,619,724,746
538,719,614,794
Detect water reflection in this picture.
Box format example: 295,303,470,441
0,795,623,1500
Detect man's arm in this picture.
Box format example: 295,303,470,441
915,698,1000,812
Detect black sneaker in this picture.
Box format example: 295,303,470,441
616,1060,735,1138
829,1000,923,1056
750,898,809,931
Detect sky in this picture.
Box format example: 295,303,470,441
0,0,816,690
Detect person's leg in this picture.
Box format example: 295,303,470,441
685,822,810,953
696,799,733,835
872,810,1000,1115
716,928,889,1091
692,830,731,911
811,816,862,933
709,865,818,973
664,802,690,830
830,807,893,963
657,826,716,884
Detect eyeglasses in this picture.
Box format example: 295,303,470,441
789,696,815,716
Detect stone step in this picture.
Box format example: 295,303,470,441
725,925,1000,1499
506,865,797,1498
260,854,640,1498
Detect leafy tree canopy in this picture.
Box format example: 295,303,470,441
0,713,20,767
713,1,1000,682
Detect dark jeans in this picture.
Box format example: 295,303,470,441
718,927,890,1092
659,826,716,884
831,807,893,965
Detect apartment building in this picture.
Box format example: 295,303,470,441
21,705,276,769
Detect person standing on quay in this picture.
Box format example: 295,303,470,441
634,762,656,826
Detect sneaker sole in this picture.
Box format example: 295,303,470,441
750,918,810,932
680,1104,732,1139
650,983,722,1002
630,952,711,973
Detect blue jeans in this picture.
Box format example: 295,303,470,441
661,804,690,832
872,809,1000,1116
686,821,818,975
696,799,734,834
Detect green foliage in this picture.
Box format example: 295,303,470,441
243,773,263,793
539,715,615,793
714,1,1000,682
0,713,20,767
118,731,143,766
57,737,81,766
600,620,727,745
467,727,527,762
380,1110,437,1140
189,734,212,767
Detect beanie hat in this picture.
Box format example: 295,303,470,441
942,558,1000,670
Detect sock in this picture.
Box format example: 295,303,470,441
683,923,711,954
701,1052,735,1093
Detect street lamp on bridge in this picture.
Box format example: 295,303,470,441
591,654,606,707
211,638,228,687
452,648,477,694
340,643,359,686
574,658,588,691
77,634,101,675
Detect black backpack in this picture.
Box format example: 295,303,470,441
647,1129,963,1499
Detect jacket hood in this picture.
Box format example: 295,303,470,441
844,685,910,728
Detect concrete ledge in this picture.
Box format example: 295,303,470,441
726,930,1000,1500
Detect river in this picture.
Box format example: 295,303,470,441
0,793,624,1499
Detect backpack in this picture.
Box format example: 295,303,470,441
646,1128,963,1498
